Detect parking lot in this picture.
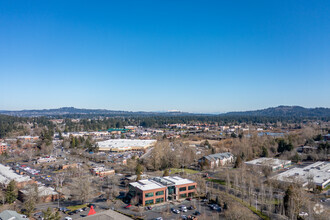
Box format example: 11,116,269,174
116,198,223,220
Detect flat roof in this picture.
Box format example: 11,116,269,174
130,179,165,191
162,176,195,185
0,164,32,185
97,139,157,150
130,176,195,191
245,157,291,167
21,185,58,196
273,161,330,187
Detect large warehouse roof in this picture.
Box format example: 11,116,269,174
273,161,330,189
97,139,157,151
0,164,32,185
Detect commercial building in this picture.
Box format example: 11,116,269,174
17,136,39,141
199,152,235,169
0,164,34,188
96,139,157,152
77,209,132,220
19,185,59,203
91,167,115,177
37,156,56,164
0,142,8,154
128,176,197,206
245,157,292,171
273,161,330,189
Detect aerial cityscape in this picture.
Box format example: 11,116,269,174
0,1,329,220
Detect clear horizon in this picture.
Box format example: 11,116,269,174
1,1,329,112
0,105,328,114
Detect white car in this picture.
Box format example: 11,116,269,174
65,217,72,220
299,212,308,217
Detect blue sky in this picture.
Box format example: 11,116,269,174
0,0,329,113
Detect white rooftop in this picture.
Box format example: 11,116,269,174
130,176,195,191
21,185,58,196
130,179,165,191
273,161,330,188
245,157,291,168
97,139,157,150
162,176,194,185
0,164,32,185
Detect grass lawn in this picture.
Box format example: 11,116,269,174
228,194,270,220
206,178,226,185
169,168,199,174
66,204,88,211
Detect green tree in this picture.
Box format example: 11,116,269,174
260,146,268,157
5,180,17,204
163,169,170,177
42,207,61,220
234,156,242,168
135,163,143,176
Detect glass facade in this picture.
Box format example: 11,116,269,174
156,198,164,203
145,192,154,198
179,193,187,198
188,185,195,190
145,199,154,205
179,187,187,192
156,190,164,196
168,186,175,195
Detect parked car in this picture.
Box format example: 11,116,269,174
88,203,97,208
193,211,201,216
186,197,192,201
155,218,163,220
179,206,187,212
187,205,195,210
145,206,152,210
125,204,132,209
299,212,308,217
181,215,188,220
171,208,180,214
65,217,72,220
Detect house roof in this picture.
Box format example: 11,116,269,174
0,210,28,220
203,152,234,162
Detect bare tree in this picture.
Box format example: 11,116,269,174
71,177,92,204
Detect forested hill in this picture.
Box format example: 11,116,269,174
0,107,192,117
0,106,329,118
223,106,330,117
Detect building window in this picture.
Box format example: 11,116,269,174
179,193,187,198
156,198,164,203
145,199,154,205
156,191,164,196
168,186,175,195
188,185,195,190
179,187,187,192
145,192,154,198
188,192,195,197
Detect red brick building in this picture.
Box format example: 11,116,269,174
129,176,197,206
0,143,8,154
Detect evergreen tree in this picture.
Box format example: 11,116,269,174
163,169,170,177
5,180,17,204
260,146,268,157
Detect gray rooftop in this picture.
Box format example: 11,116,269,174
0,210,28,220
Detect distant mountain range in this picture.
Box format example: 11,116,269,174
0,107,191,117
0,106,329,118
224,106,330,117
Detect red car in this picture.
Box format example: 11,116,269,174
186,198,192,201
125,204,132,209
